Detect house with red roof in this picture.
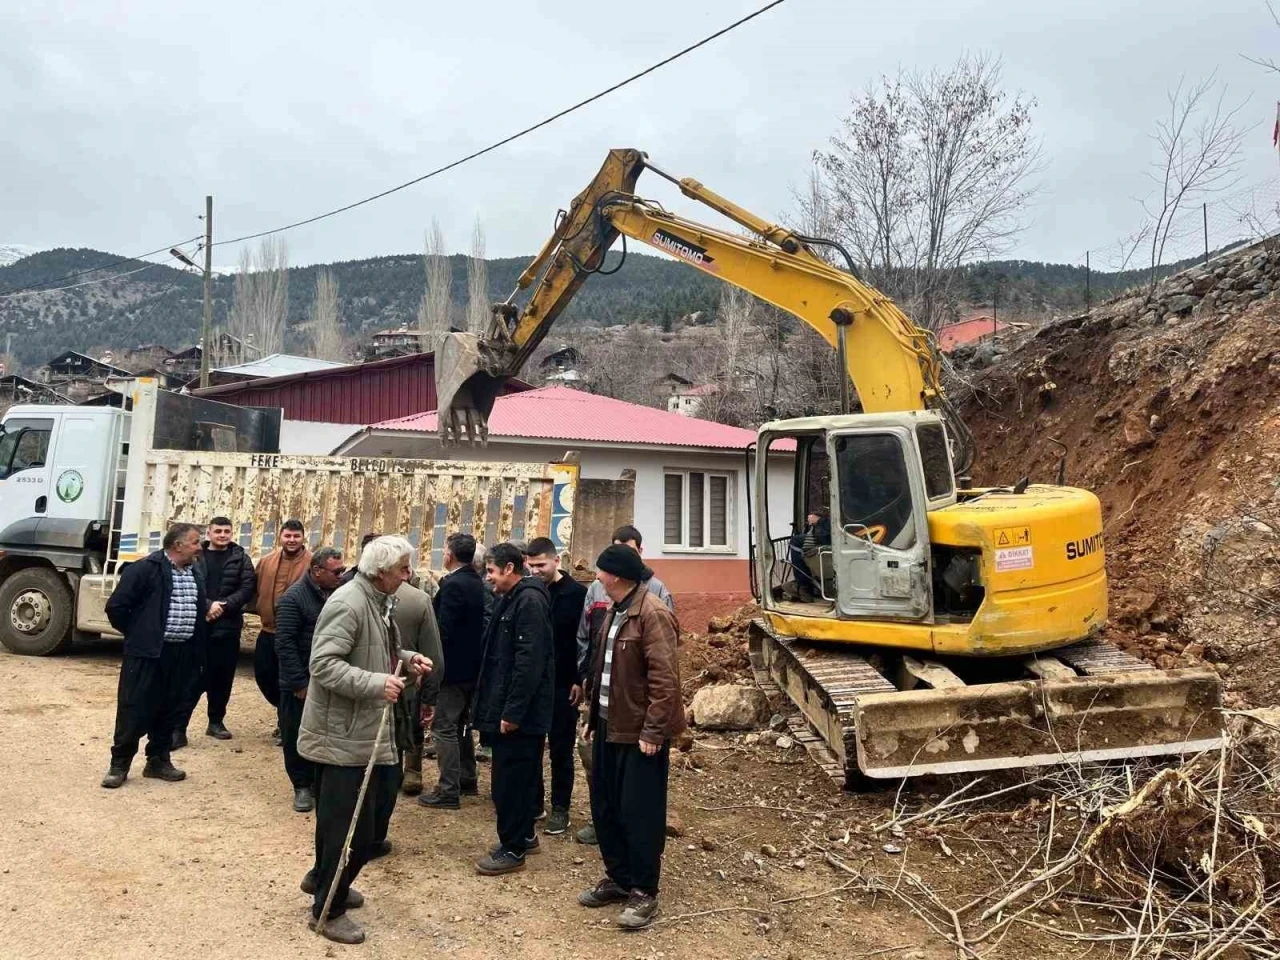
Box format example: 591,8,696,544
335,385,793,605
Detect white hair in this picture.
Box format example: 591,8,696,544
357,535,413,577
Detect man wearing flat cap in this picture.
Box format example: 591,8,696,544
577,544,685,931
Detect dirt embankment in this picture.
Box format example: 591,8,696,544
957,239,1280,706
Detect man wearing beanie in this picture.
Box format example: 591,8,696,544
578,544,684,930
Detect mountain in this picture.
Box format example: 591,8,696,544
0,248,723,366
0,242,1226,369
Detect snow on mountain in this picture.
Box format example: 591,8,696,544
0,244,42,267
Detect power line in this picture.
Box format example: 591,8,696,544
214,0,790,248
0,235,203,299
0,256,196,301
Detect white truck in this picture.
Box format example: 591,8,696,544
0,379,589,655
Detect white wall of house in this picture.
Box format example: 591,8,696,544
279,419,361,455
337,431,795,563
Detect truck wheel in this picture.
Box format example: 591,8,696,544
0,567,74,656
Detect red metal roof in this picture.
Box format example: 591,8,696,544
938,317,1010,352
191,352,528,425
374,386,763,450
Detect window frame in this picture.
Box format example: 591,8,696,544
662,467,736,554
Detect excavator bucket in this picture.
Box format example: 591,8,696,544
435,333,508,445
851,668,1224,778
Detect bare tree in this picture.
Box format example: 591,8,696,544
308,268,346,361
418,219,451,353
699,285,756,424
229,237,289,357
466,217,490,335
816,53,1039,329
1142,75,1250,283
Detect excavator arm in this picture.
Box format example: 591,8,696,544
435,148,969,470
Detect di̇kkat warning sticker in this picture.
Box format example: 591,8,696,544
995,546,1034,572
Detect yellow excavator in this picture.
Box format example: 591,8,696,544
436,148,1222,786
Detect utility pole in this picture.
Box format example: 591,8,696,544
201,195,213,389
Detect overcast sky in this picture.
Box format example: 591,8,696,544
2,0,1275,271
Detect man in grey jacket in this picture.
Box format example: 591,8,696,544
297,536,432,946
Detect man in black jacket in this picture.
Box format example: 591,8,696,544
524,537,587,836
420,533,488,811
471,542,553,876
174,516,257,748
101,523,209,789
275,547,345,813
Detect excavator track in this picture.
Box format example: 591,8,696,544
748,619,1223,787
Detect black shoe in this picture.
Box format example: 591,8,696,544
299,872,364,908
488,835,540,858
417,792,460,810
578,877,630,908
101,765,129,789
544,807,570,835
475,849,526,876
460,781,479,797
293,787,315,812
170,729,188,751
618,891,659,930
206,721,232,740
142,759,186,782
368,839,392,860
575,823,598,845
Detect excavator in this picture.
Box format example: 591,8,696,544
435,148,1222,786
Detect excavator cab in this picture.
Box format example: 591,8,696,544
755,411,948,625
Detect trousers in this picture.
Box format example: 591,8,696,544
590,721,670,896
310,763,400,920
490,731,544,855
432,683,477,800
253,631,280,708
109,641,196,767
537,685,578,813
178,633,241,730
277,693,316,789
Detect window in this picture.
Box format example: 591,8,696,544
916,422,955,500
0,418,53,480
664,470,733,550
833,433,915,549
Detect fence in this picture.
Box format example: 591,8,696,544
1078,177,1280,309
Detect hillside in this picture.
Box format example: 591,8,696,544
0,248,724,366
0,242,1223,368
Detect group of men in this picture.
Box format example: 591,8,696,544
98,518,683,945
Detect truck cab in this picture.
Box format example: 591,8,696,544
0,403,127,653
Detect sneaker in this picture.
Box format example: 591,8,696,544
417,791,460,810
368,839,392,860
575,823,598,845
618,891,659,930
142,759,186,782
206,721,233,740
578,877,629,908
309,913,365,945
101,765,128,789
475,745,492,763
299,871,364,908
475,849,526,876
534,807,547,821
545,807,570,835
170,729,188,751
293,787,315,812
488,835,540,857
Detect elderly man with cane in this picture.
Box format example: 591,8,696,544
296,535,432,945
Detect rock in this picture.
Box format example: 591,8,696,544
768,713,787,732
776,735,795,750
666,813,685,838
674,729,695,752
760,843,778,857
1163,294,1199,315
882,843,904,855
700,837,717,851
707,615,735,633
690,683,770,730
744,733,762,746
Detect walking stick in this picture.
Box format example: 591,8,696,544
316,661,404,936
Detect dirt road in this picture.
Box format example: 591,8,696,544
0,643,967,960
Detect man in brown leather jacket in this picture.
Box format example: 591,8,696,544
578,544,685,930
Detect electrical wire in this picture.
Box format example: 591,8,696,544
213,0,790,248
0,258,181,300
0,235,203,299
